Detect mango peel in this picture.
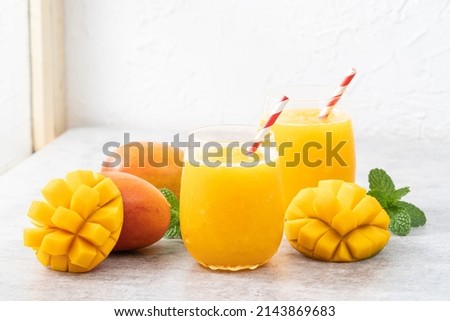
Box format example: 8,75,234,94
285,180,390,262
23,170,123,272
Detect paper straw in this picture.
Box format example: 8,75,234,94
247,95,289,155
319,68,357,119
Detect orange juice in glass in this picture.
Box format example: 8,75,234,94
180,125,284,271
263,86,356,209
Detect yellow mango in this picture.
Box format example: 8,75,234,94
89,198,123,232
336,182,366,209
287,188,317,219
23,228,55,249
51,207,84,234
318,179,344,196
28,201,56,227
352,195,383,226
331,208,358,236
40,230,74,256
298,220,330,251
346,230,374,260
313,190,340,224
93,177,121,207
285,179,390,262
285,218,310,241
23,170,123,272
78,222,111,246
69,185,100,220
68,237,98,268
41,179,73,208
314,229,341,261
66,170,98,191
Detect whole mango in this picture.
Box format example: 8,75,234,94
102,171,170,251
101,141,183,198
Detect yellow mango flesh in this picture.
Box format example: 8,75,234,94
285,179,390,262
23,170,123,272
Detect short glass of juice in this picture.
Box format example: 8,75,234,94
263,85,356,209
180,125,284,271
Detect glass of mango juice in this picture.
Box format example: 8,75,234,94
263,86,356,209
180,125,284,271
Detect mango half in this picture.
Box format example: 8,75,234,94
285,180,390,262
23,170,123,272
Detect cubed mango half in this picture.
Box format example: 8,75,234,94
23,170,123,272
285,179,390,262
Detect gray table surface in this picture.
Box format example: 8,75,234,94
0,127,448,300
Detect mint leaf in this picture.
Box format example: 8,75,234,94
160,188,181,239
396,201,426,227
367,190,390,209
160,188,179,211
367,168,426,236
392,187,410,201
384,207,396,220
389,209,411,236
368,186,409,208
368,168,395,193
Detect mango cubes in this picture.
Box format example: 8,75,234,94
285,180,390,262
23,170,123,272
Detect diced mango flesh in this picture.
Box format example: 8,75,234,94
51,207,84,233
298,220,330,251
313,190,340,224
40,230,74,256
78,222,111,246
331,208,358,236
28,201,56,227
68,237,99,268
66,170,97,191
23,228,56,249
93,177,121,207
70,185,100,220
285,179,390,262
41,179,73,208
318,180,344,196
23,170,123,272
287,188,317,219
314,229,341,261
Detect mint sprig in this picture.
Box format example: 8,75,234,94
160,188,181,239
367,168,426,236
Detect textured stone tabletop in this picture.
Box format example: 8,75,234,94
1,127,449,300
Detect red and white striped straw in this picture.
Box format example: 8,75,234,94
319,68,357,119
247,95,289,155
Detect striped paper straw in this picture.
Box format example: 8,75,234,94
319,68,357,119
247,95,289,155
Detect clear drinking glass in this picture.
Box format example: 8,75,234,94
179,125,284,271
263,86,356,209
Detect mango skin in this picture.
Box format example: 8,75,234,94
101,142,184,199
102,172,171,251
285,180,390,262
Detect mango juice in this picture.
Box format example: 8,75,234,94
269,108,355,208
180,128,284,271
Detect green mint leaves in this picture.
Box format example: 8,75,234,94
160,188,182,239
367,168,426,236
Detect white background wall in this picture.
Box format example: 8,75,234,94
0,0,31,174
65,0,450,141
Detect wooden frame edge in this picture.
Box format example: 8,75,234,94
29,0,66,151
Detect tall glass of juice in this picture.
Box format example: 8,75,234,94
180,125,284,271
263,86,356,209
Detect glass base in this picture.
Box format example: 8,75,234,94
199,262,264,271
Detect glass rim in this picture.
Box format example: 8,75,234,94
188,124,275,144
185,124,278,167
265,84,348,103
